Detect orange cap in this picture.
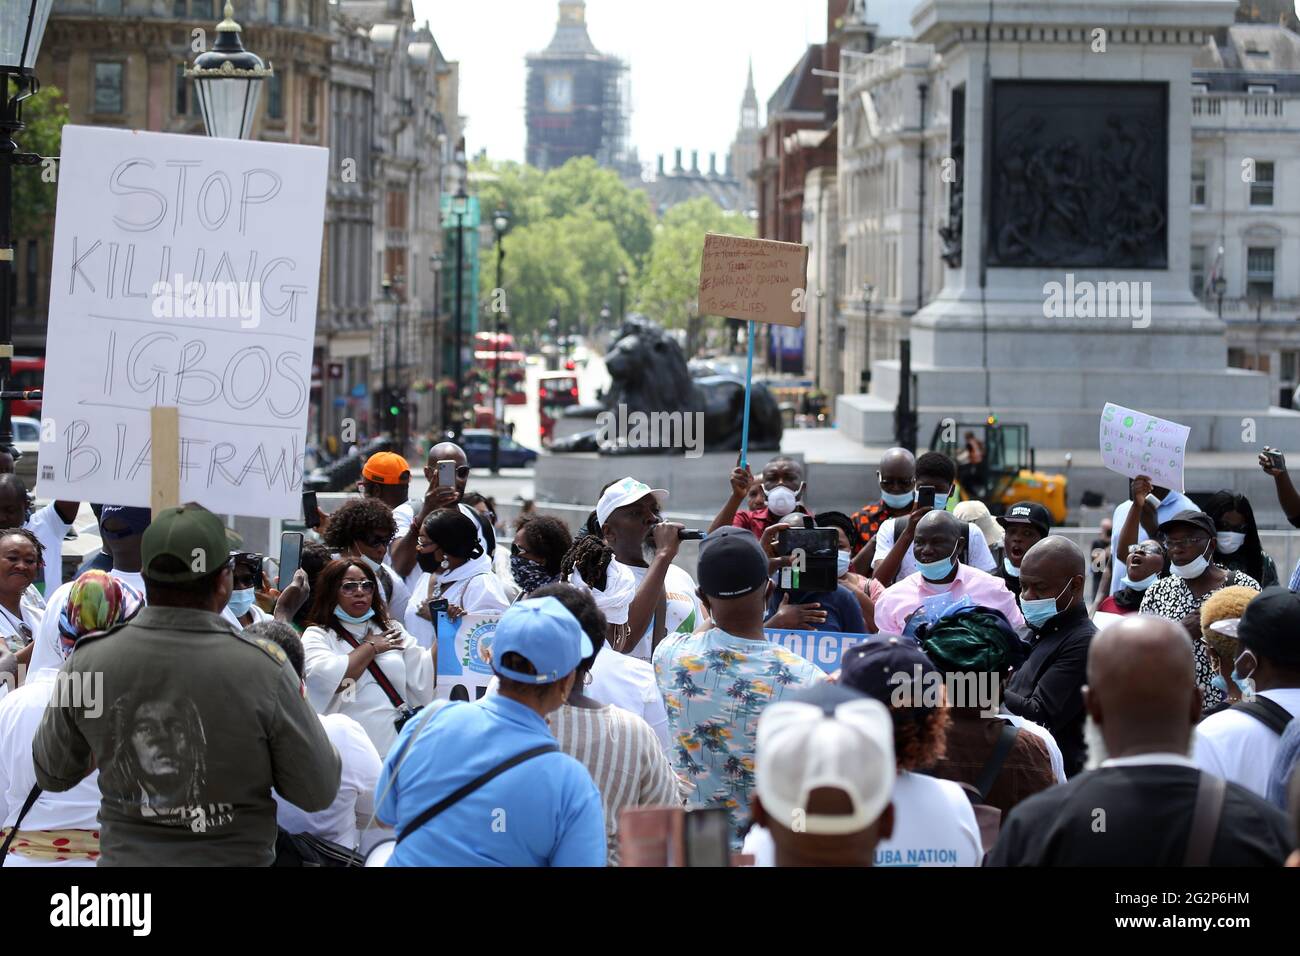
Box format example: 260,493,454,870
362,451,411,485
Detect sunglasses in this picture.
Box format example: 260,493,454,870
340,580,375,594
1126,544,1165,557
1162,536,1210,549
360,534,391,549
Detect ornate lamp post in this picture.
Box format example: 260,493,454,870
490,208,510,473
450,185,469,441
1,0,54,461
861,281,875,392
429,251,443,434
617,267,628,323
186,2,273,140
376,276,394,436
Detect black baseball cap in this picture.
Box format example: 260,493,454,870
697,526,769,599
1156,510,1216,540
1237,586,1300,666
997,501,1052,537
840,636,940,706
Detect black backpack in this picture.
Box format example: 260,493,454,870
1231,696,1293,735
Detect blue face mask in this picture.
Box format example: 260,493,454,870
837,550,851,577
1120,572,1158,591
1020,581,1072,630
1003,557,1021,578
1210,672,1253,696
881,488,915,510
916,541,959,582
335,604,376,626
933,493,950,512
227,588,256,618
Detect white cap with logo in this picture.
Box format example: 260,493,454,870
756,697,895,835
596,476,668,528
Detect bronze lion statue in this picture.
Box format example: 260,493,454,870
550,317,783,455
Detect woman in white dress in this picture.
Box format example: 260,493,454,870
301,558,433,756
0,529,46,675
404,508,510,651
323,497,412,621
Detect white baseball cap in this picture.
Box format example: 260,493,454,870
756,696,895,836
596,476,668,528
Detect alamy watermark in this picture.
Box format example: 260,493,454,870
0,668,104,718
150,276,262,328
889,665,1001,719
1042,273,1151,330
595,403,704,459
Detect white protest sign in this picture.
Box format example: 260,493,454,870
37,126,327,518
1099,402,1191,491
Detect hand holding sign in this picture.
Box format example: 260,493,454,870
1099,402,1190,492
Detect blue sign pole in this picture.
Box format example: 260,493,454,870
740,319,755,470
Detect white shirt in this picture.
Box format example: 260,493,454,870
221,602,272,631
274,712,381,850
301,618,434,756
403,563,510,649
0,591,44,654
1003,713,1068,784
871,519,998,579
623,563,701,662
1107,491,1196,595
27,569,146,676
25,502,72,599
390,502,422,591
379,563,411,622
1193,688,1300,797
0,666,101,866
586,647,672,753
743,770,983,867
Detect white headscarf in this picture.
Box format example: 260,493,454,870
569,557,636,626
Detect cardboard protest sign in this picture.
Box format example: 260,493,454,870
37,126,328,518
697,233,808,327
1099,402,1191,492
764,628,866,673
435,612,501,702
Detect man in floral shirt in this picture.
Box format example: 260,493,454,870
653,527,824,846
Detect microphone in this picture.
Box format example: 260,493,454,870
677,529,707,541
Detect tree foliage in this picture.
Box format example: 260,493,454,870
635,197,754,335
10,84,70,242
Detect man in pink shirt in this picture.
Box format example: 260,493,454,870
873,511,1025,636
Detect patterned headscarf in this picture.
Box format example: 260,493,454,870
57,570,145,659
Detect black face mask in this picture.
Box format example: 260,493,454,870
417,550,442,574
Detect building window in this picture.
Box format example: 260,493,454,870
1247,83,1275,94
173,0,187,15
269,0,282,23
175,62,189,117
267,74,283,120
93,62,124,114
1247,246,1275,301
307,78,318,125
1250,161,1274,206
25,240,37,308
1282,351,1298,384
386,189,407,230
1190,245,1206,296
1191,158,1206,207
95,0,123,11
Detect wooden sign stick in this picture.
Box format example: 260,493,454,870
150,406,180,517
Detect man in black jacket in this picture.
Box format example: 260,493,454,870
989,615,1292,866
1004,536,1095,776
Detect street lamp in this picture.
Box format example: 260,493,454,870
392,271,406,451
450,184,469,441
600,302,611,333
617,268,628,323
429,251,443,434
186,2,272,140
490,208,511,474
1,0,54,463
548,307,560,372
1213,275,1227,320
376,276,394,436
862,281,875,392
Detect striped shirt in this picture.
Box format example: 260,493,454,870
549,703,688,866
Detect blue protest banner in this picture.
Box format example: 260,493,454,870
763,628,867,673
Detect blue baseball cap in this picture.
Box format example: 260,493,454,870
490,596,594,685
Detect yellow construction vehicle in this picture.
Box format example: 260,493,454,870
929,418,1069,524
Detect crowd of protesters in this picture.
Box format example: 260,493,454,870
1,440,1299,870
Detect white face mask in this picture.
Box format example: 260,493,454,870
765,485,798,517
1172,544,1212,580
1216,532,1245,555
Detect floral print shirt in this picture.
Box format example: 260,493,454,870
652,628,825,845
